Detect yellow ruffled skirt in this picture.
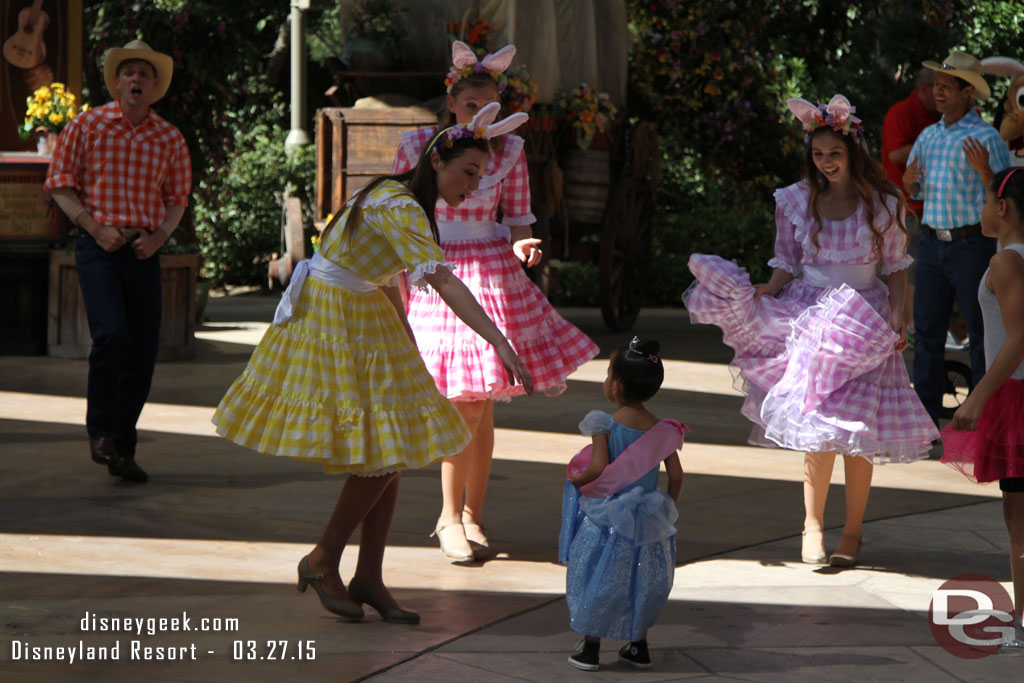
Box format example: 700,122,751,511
213,277,470,474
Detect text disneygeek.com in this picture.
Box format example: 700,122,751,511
7,611,316,663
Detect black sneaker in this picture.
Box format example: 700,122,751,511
618,640,652,669
568,639,600,671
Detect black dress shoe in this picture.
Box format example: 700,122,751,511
108,454,148,483
89,436,117,465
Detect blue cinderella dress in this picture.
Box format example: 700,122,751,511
558,410,680,641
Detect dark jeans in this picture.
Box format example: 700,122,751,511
75,232,162,457
912,229,995,424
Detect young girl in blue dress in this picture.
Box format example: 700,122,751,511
558,337,686,671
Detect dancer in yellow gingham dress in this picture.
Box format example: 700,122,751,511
214,181,471,474
212,104,532,625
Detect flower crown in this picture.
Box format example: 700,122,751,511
445,40,515,94
787,95,866,146
423,102,529,157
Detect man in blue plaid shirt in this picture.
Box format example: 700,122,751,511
904,51,1012,426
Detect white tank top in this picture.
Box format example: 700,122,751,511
979,243,1024,379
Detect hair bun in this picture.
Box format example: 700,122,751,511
627,336,660,358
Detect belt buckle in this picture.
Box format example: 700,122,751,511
936,229,952,242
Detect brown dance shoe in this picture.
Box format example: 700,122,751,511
348,580,420,624
296,556,363,619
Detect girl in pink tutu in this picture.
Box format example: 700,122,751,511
941,167,1024,648
683,95,938,567
393,41,599,561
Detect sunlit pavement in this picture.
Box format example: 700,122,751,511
1,293,1018,681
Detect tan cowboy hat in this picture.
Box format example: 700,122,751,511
103,40,173,102
923,51,991,100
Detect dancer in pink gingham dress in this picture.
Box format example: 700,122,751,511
683,95,938,568
393,41,599,562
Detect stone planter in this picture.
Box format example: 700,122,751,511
47,250,200,360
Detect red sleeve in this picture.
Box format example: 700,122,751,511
392,135,417,175
883,103,916,151
162,132,192,206
44,115,85,193
498,148,535,226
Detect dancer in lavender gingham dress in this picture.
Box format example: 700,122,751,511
683,95,938,568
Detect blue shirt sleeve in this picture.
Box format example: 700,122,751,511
984,128,1013,174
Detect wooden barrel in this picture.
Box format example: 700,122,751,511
47,251,200,361
561,148,609,225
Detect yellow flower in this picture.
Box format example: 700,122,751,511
49,112,63,124
51,82,65,92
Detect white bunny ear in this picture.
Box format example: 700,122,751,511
826,94,854,120
981,57,1024,77
483,112,529,139
451,40,478,69
468,102,502,131
480,44,516,75
786,98,820,125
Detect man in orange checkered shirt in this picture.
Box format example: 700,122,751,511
45,40,191,483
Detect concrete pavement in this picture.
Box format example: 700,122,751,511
1,292,1019,682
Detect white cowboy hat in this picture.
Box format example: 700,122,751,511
923,51,991,100
103,40,173,102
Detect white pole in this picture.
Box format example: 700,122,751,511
285,0,311,150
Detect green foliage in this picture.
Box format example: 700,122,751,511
550,261,599,307
307,2,345,66
83,1,310,284
194,125,315,287
625,0,1024,306
308,0,410,66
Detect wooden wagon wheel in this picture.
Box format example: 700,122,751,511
267,196,305,289
599,175,653,331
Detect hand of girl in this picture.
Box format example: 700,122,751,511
889,309,908,353
513,238,543,267
496,342,534,395
950,394,985,431
753,283,779,301
962,137,990,176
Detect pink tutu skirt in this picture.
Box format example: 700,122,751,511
683,254,938,462
940,378,1024,483
407,237,599,401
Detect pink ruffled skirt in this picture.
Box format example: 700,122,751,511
682,254,938,462
406,237,599,401
940,378,1024,483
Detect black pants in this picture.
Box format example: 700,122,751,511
912,230,996,423
75,232,162,457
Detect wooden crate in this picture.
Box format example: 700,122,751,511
314,106,438,226
47,251,200,361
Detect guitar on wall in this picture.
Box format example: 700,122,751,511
3,0,49,70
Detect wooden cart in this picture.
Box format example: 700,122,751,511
525,119,661,331
308,105,659,332
270,105,437,288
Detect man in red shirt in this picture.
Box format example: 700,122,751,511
45,40,192,483
881,67,940,336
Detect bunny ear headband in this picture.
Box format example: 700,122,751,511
445,40,516,94
423,102,529,157
787,94,866,146
980,57,1024,78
